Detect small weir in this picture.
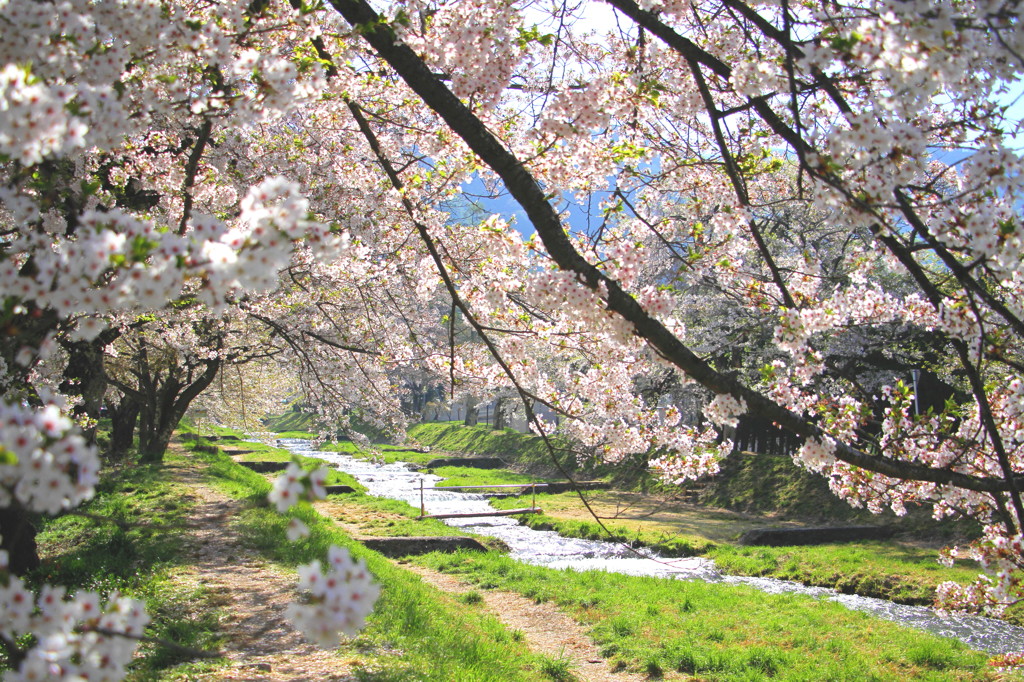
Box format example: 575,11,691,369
281,439,1024,654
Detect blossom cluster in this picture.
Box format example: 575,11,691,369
268,461,329,513
0,64,86,166
649,426,731,483
1,557,149,682
286,545,381,648
396,0,524,111
703,393,747,429
268,463,380,645
0,401,99,515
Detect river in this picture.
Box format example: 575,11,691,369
281,438,1024,654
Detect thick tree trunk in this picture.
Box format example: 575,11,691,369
0,505,40,575
139,422,177,464
108,397,140,457
493,396,508,430
463,403,479,426
60,329,120,444
136,358,221,463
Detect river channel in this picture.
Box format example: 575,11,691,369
281,438,1024,654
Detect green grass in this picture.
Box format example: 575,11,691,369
427,465,552,488
274,429,324,439
708,542,985,607
408,422,576,471
416,550,996,680
507,509,716,557
318,492,484,539
261,410,317,433
535,651,577,681
262,409,388,441
178,431,555,680
281,428,554,489
29,453,227,679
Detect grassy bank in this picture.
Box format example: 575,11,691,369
209,433,366,492
401,423,993,610
417,550,996,680
178,431,556,680
408,422,556,465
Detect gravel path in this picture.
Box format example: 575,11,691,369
401,563,653,682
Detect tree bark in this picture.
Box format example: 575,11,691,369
0,505,40,575
136,358,221,463
60,329,120,443
108,396,140,457
463,398,479,426
493,396,508,430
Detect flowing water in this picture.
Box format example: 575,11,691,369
282,438,1024,654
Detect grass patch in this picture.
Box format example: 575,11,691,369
509,510,716,558
261,410,316,433
195,426,365,493
428,465,552,488
408,422,577,472
536,651,577,681
708,542,983,606
417,550,995,680
281,431,552,490
316,494,480,539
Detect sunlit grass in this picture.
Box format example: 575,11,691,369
31,451,228,678
492,495,985,606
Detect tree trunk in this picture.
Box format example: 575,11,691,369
463,399,479,426
139,421,177,464
493,396,508,430
0,505,40,575
60,329,120,444
108,397,140,457
136,358,221,463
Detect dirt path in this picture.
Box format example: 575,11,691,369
400,563,652,682
167,448,357,681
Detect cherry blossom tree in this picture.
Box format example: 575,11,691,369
312,0,1024,619
103,309,279,462
0,0,373,671
3,0,1024,675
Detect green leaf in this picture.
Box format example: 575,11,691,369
0,447,17,466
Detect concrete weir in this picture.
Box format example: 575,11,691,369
359,536,490,557
237,461,290,473
424,456,507,469
739,525,895,546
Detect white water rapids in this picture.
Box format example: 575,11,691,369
281,439,1024,654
